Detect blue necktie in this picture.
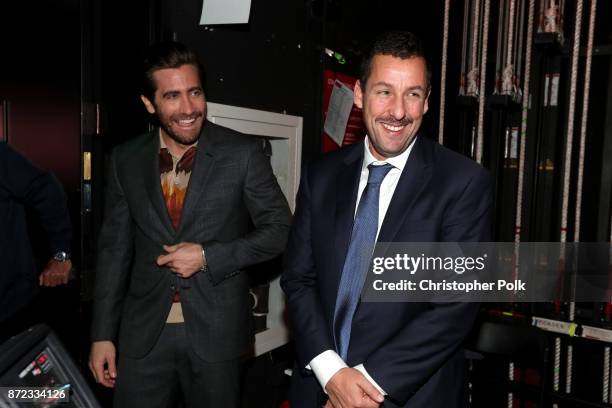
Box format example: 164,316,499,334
333,163,393,360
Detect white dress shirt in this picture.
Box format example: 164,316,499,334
309,136,417,394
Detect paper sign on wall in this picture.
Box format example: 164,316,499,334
200,0,251,25
323,80,354,146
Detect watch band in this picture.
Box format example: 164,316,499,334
200,246,207,272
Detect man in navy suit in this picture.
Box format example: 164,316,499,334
281,31,492,408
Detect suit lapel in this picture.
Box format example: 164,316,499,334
377,135,434,242
176,121,217,235
143,130,175,241
333,144,363,284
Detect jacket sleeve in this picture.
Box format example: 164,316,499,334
281,166,336,370
0,144,71,255
204,139,291,285
91,151,134,342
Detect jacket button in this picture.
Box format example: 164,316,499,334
170,285,176,291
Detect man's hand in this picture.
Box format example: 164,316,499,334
88,341,117,388
39,259,71,287
325,368,384,408
156,242,204,278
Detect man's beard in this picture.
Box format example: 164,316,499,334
158,111,205,146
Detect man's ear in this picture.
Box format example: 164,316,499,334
354,80,364,109
140,95,156,114
424,89,430,114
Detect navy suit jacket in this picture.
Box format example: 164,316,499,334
0,143,71,323
281,135,492,407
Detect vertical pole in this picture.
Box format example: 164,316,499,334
476,0,491,164
439,0,451,145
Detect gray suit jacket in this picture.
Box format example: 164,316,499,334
91,121,291,361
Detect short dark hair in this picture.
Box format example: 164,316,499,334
141,41,206,100
359,31,431,89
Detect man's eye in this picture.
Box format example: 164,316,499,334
191,90,202,97
165,93,179,100
376,90,390,96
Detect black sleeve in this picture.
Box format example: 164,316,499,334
0,144,72,255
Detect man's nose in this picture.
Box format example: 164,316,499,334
179,95,195,114
390,96,406,120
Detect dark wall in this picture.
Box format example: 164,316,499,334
97,0,157,145
0,0,81,190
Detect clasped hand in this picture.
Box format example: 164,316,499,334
324,368,384,408
156,242,204,278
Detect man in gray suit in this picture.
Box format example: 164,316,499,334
88,42,291,408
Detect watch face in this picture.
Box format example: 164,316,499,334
53,251,69,261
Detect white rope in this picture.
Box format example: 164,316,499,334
562,0,583,328
471,0,481,76
609,346,612,403
566,7,596,395
514,0,535,243
574,0,598,242
538,0,545,32
506,0,517,68
554,337,561,391
494,0,505,94
604,346,610,403
439,0,451,145
566,344,573,394
476,0,491,164
560,0,583,245
515,0,527,99
460,0,471,95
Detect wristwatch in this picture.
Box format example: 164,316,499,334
53,251,71,262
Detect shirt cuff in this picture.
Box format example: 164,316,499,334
308,350,348,392
354,364,387,395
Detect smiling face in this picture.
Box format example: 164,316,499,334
354,54,430,160
140,63,206,149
